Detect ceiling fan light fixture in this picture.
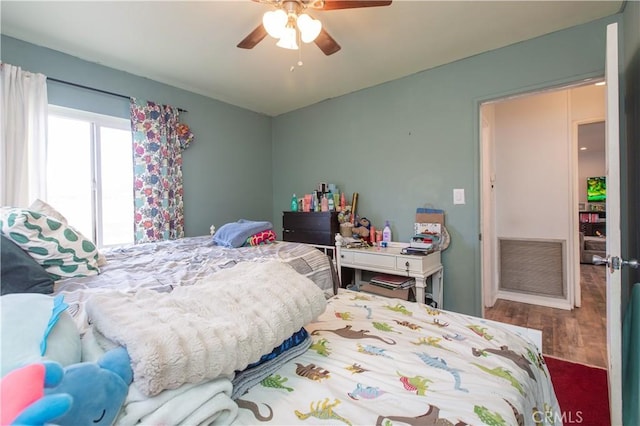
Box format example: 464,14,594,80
276,26,299,50
241,0,392,55
297,13,322,43
263,9,287,38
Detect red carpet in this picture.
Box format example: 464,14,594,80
545,355,611,426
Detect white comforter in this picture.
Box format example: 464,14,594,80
55,237,336,334
85,260,327,397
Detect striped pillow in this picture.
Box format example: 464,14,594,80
0,208,100,280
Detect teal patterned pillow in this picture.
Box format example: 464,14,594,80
0,208,100,280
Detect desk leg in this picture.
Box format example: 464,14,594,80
415,277,426,304
335,246,342,286
431,268,444,308
354,269,362,288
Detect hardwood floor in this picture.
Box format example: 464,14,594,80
484,264,607,368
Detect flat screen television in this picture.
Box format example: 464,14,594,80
587,176,606,202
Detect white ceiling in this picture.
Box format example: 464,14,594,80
1,1,622,117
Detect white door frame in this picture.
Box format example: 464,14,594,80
480,88,588,311
480,109,498,308
571,117,606,308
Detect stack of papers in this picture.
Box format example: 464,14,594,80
369,274,415,290
401,246,434,255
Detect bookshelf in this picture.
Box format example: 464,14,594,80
579,211,606,236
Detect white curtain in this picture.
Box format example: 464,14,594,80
0,63,48,207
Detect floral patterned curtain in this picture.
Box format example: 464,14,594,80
130,98,193,243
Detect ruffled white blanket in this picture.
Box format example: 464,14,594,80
86,260,327,396
82,329,238,426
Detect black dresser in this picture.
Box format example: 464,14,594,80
282,211,340,246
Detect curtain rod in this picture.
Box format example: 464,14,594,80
47,77,188,113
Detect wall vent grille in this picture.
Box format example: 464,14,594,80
499,238,565,298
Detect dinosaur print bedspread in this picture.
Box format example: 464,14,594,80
233,289,561,426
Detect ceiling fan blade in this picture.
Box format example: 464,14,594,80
319,0,392,10
314,28,341,55
237,24,268,49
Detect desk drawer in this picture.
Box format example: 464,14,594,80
397,257,423,273
339,251,354,264
283,230,334,246
397,251,441,273
353,252,396,269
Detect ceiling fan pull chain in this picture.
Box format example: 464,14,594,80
291,30,303,72
297,31,303,67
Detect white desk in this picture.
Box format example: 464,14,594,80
336,243,444,307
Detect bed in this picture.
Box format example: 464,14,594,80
232,289,560,426
1,208,560,426
76,256,558,426
67,264,560,426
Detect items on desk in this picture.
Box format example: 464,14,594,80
351,192,359,223
410,234,433,249
346,240,371,249
416,207,445,226
358,283,415,302
338,206,352,225
382,220,392,243
369,274,416,290
413,222,442,250
401,246,434,255
414,207,446,251
351,217,371,239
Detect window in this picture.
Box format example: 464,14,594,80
47,106,134,247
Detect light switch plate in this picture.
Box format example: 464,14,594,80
453,188,465,205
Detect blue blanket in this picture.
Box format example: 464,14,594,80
213,219,273,248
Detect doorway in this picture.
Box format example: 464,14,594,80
480,82,605,311
484,23,627,424
576,120,607,308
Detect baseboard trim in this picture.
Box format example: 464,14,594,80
496,290,573,310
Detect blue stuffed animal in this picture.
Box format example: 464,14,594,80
2,294,133,425
0,361,72,425
44,346,133,425
1,347,132,426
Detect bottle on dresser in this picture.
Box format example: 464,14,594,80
382,220,392,242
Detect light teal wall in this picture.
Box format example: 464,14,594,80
272,15,620,315
0,35,273,237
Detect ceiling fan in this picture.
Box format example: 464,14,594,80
237,0,392,56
